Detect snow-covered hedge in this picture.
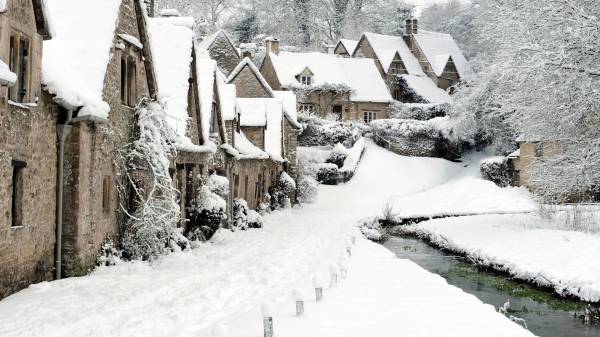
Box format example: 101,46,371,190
271,172,296,209
233,198,264,230
391,102,450,121
296,175,318,203
316,163,339,185
298,116,370,147
480,157,512,187
371,118,452,158
338,138,365,182
187,185,227,241
299,138,365,185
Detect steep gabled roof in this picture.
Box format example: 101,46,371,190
400,74,451,104
226,57,275,97
413,30,474,80
358,32,424,76
336,39,358,55
197,29,241,58
268,51,392,103
147,15,197,146
42,0,122,121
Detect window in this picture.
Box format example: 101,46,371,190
102,176,111,213
210,102,219,134
393,89,402,101
244,175,249,200
234,174,239,197
300,75,312,86
120,56,138,107
446,78,454,88
298,103,317,115
389,63,402,75
9,34,30,103
363,111,376,124
332,105,342,119
11,160,26,227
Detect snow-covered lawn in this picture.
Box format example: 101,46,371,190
403,213,600,302
0,142,535,336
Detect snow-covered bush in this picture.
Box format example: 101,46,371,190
326,143,349,168
232,198,265,229
257,192,272,215
271,172,297,209
480,157,512,187
96,238,122,267
297,175,319,203
391,102,450,120
316,163,339,185
359,218,388,242
120,101,188,260
187,186,227,241
206,173,229,198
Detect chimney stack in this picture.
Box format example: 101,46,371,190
265,37,280,56
405,19,413,35
412,19,418,34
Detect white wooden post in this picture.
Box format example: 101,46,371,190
262,302,274,337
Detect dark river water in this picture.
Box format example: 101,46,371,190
383,235,600,337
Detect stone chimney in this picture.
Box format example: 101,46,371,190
240,43,258,60
411,19,418,34
265,37,280,56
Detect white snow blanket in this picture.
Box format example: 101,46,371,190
407,213,600,302
0,141,533,337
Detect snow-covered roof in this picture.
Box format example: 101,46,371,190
265,100,284,162
508,149,521,158
233,131,269,160
338,58,393,103
118,33,143,50
216,71,236,122
0,0,7,13
360,32,424,76
226,57,275,97
196,50,218,143
269,51,391,103
147,15,196,145
42,0,121,121
0,60,16,86
338,39,358,55
237,98,270,127
401,75,451,104
197,30,241,57
413,30,474,80
32,0,54,40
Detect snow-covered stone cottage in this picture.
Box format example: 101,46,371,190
260,38,392,123
41,0,159,278
0,0,54,299
348,19,470,103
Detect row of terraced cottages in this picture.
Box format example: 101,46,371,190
0,0,300,299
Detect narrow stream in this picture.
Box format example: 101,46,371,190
383,235,600,337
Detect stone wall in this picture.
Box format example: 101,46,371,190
259,55,282,90
231,159,281,209
0,0,58,300
230,65,270,98
241,126,265,150
208,34,240,77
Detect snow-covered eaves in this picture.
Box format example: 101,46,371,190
118,33,143,50
197,29,241,58
401,74,451,104
196,50,218,144
229,131,270,160
413,30,474,80
273,90,301,129
338,39,358,55
147,15,196,146
42,0,122,121
508,149,521,158
270,51,391,104
360,32,424,76
0,60,17,87
226,57,275,97
216,71,236,122
0,0,7,13
32,0,54,40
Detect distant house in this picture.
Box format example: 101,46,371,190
224,58,301,207
349,19,469,102
334,39,358,58
0,0,54,299
260,38,392,123
197,29,241,77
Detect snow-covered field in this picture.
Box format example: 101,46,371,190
404,213,600,302
0,141,534,337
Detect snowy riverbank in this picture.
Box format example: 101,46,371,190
402,213,600,303
0,141,534,337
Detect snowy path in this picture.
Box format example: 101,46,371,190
0,141,533,337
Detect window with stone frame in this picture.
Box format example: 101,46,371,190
363,111,376,124
102,176,111,213
11,160,26,227
298,103,317,115
120,55,138,107
210,102,219,134
9,32,31,103
300,75,312,86
389,62,402,76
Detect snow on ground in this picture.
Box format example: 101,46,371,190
404,213,600,302
389,153,537,219
0,141,533,337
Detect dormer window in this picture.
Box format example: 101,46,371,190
389,62,402,76
300,75,312,86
